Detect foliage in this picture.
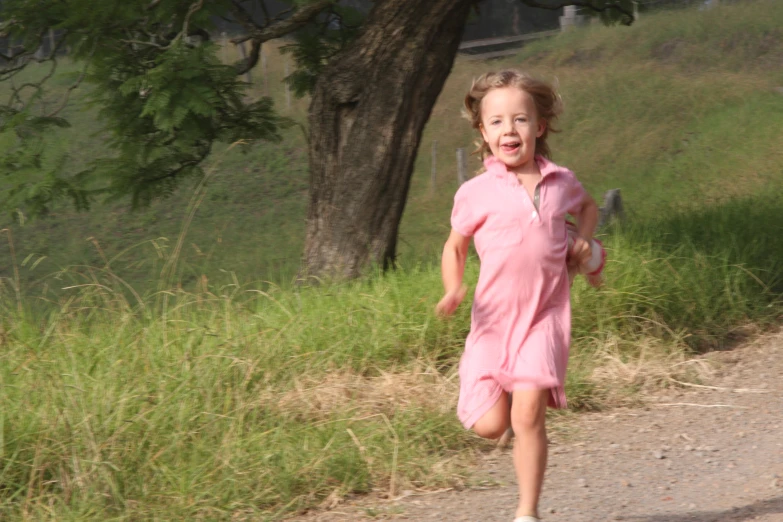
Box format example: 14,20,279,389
280,4,365,97
516,0,636,25
88,38,284,207
0,105,90,220
0,0,641,221
0,0,290,217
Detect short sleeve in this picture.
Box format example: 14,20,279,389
450,185,480,237
563,170,588,217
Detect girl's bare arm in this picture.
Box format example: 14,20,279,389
576,193,599,241
571,193,600,265
436,229,470,316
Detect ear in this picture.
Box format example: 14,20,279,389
536,119,546,138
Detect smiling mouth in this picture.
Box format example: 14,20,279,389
501,142,520,153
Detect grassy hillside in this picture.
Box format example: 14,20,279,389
2,0,782,292
1,2,782,519
403,0,783,259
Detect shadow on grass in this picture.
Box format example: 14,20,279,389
627,495,783,522
570,193,783,353
621,193,783,294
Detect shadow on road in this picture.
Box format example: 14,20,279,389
626,495,783,522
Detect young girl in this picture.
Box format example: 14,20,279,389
436,70,600,522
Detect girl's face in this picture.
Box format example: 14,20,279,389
479,86,545,172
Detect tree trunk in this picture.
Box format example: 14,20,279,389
303,0,474,280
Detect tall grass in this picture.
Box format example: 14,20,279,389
575,195,783,349
2,190,782,519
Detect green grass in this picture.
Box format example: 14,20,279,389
1,44,314,291
1,1,783,519
2,191,782,519
0,263,478,519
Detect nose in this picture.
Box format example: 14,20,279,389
502,119,516,135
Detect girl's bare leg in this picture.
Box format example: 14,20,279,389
471,391,510,440
511,388,549,519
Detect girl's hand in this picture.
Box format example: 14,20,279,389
570,236,593,267
436,285,467,317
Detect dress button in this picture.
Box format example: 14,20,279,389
532,211,538,218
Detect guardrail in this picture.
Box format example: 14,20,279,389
458,29,560,60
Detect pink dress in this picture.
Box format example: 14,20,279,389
450,155,587,429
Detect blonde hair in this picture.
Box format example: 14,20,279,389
463,69,563,160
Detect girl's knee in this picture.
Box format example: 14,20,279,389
511,410,545,434
510,389,549,433
471,392,510,439
472,416,509,439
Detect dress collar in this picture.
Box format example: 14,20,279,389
483,154,559,179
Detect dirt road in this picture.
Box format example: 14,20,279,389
297,333,783,521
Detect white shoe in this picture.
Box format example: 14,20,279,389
514,517,540,522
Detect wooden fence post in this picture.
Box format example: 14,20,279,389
456,148,467,185
34,40,45,60
559,5,587,31
598,188,624,228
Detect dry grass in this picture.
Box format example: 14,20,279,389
589,335,715,406
274,365,459,422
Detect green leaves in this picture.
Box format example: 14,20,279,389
589,0,636,25
0,0,290,216
90,38,286,207
280,4,364,97
0,105,91,221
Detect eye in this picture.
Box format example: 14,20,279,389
490,119,501,126
515,117,528,123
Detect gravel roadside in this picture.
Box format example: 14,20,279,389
295,332,783,522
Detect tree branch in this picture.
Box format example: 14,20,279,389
124,1,207,52
4,31,69,109
236,38,263,76
188,27,211,42
230,0,335,45
0,27,60,82
270,6,296,24
140,143,212,186
180,0,205,42
258,0,272,27
120,38,165,49
0,59,33,82
8,59,57,109
228,0,261,35
518,0,635,25
47,43,97,117
231,0,336,75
